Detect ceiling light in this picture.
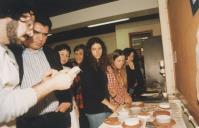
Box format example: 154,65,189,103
88,18,130,28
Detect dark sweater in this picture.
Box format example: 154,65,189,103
126,65,145,95
80,65,110,114
126,66,137,89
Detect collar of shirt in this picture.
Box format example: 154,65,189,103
23,47,43,54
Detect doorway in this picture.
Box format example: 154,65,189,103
129,31,165,94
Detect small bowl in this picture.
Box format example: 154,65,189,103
118,110,129,116
156,115,171,124
124,118,140,126
137,112,151,121
118,110,129,121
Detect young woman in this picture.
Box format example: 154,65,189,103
81,37,116,128
54,44,80,128
54,44,73,69
106,49,132,107
73,44,89,128
123,48,145,97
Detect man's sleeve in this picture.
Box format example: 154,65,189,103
0,88,37,123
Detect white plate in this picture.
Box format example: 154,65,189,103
141,93,159,97
159,103,170,109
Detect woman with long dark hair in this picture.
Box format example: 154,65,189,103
54,44,79,128
72,44,89,128
123,48,145,97
81,37,116,128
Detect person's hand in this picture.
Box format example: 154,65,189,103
56,102,71,112
108,104,117,112
42,69,58,81
19,11,35,38
49,66,81,90
125,95,132,104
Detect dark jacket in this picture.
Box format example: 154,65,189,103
126,65,145,96
80,64,110,114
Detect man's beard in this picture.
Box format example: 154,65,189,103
6,20,21,44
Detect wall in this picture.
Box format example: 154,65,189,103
168,0,199,123
115,19,161,49
49,19,161,57
50,32,117,57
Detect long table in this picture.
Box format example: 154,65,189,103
99,96,187,128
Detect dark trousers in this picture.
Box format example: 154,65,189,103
79,110,89,128
16,112,71,128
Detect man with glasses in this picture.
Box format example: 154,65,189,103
0,2,80,127
12,14,72,128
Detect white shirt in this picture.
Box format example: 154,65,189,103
0,44,37,125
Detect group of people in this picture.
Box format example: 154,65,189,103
0,2,144,128
0,2,80,128
51,37,145,128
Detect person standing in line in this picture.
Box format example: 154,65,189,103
54,44,80,128
106,49,132,107
10,14,72,128
123,48,145,98
81,37,116,128
72,44,89,128
0,2,80,127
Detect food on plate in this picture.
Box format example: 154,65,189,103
104,117,121,125
153,110,170,117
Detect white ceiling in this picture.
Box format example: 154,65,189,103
50,0,159,34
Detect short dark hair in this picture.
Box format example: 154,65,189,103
123,48,132,59
0,1,35,20
123,47,140,68
73,44,89,67
35,14,52,30
54,44,71,54
74,44,87,52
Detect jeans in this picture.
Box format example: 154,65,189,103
85,112,110,128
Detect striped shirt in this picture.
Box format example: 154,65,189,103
21,48,59,117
